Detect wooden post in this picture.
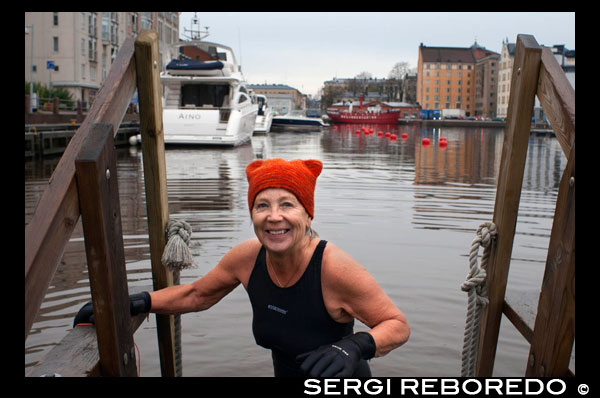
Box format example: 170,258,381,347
134,29,178,377
475,34,542,376
74,123,137,377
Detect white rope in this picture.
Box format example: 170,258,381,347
161,219,196,272
161,218,195,377
460,221,497,377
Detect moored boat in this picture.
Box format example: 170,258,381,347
252,94,274,134
271,110,329,132
326,96,401,124
159,35,257,146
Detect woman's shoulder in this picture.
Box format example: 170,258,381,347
218,238,263,288
225,238,263,265
322,242,365,275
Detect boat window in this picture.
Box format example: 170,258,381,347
257,97,265,115
181,83,230,108
238,93,248,104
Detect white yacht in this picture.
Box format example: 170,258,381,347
160,40,257,146
252,94,274,134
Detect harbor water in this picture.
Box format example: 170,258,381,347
25,124,571,376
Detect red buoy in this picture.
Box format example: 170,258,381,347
390,134,397,141
439,140,447,147
440,136,447,142
356,130,361,134
401,133,408,139
422,138,431,145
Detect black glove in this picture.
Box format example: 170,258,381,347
73,292,152,327
296,332,376,377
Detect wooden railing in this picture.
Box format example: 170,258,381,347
475,34,575,377
25,30,178,377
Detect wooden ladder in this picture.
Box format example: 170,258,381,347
25,30,178,377
475,34,575,377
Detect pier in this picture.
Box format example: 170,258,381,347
25,122,140,159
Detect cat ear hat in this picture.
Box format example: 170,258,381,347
246,158,323,219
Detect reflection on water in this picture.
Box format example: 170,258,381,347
25,125,568,376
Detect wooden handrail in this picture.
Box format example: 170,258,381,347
536,46,575,158
25,36,137,341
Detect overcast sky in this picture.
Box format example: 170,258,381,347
178,12,575,97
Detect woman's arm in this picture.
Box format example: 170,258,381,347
150,238,260,315
322,243,410,357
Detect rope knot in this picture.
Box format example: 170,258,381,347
460,221,496,377
161,219,196,272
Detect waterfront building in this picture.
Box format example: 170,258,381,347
497,39,574,120
402,73,417,105
471,41,500,118
248,83,306,115
321,77,403,108
417,41,499,118
496,39,515,119
25,12,179,108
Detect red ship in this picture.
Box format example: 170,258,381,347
326,96,401,124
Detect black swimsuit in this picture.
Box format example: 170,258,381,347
247,240,371,377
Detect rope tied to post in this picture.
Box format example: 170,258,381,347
161,219,196,272
460,221,497,377
160,218,195,377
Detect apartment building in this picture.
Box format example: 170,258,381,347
472,44,500,118
497,39,574,119
417,42,499,117
25,12,179,107
496,39,515,119
417,44,475,116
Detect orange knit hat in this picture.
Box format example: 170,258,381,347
246,158,323,219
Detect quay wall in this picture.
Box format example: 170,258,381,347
397,118,554,134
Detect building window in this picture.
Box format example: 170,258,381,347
142,12,152,29
102,13,110,41
53,37,59,52
53,12,59,26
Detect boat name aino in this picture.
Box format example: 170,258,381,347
178,113,202,120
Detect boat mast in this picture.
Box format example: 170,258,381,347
182,12,210,41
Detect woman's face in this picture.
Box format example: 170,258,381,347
251,188,312,254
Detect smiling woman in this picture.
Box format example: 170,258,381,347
73,157,410,377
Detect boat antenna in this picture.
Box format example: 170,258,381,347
238,27,242,72
183,12,209,41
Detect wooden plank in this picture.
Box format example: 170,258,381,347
26,285,152,377
475,34,542,377
536,46,575,158
74,123,137,377
134,29,177,377
25,36,137,341
502,291,539,344
526,142,575,377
